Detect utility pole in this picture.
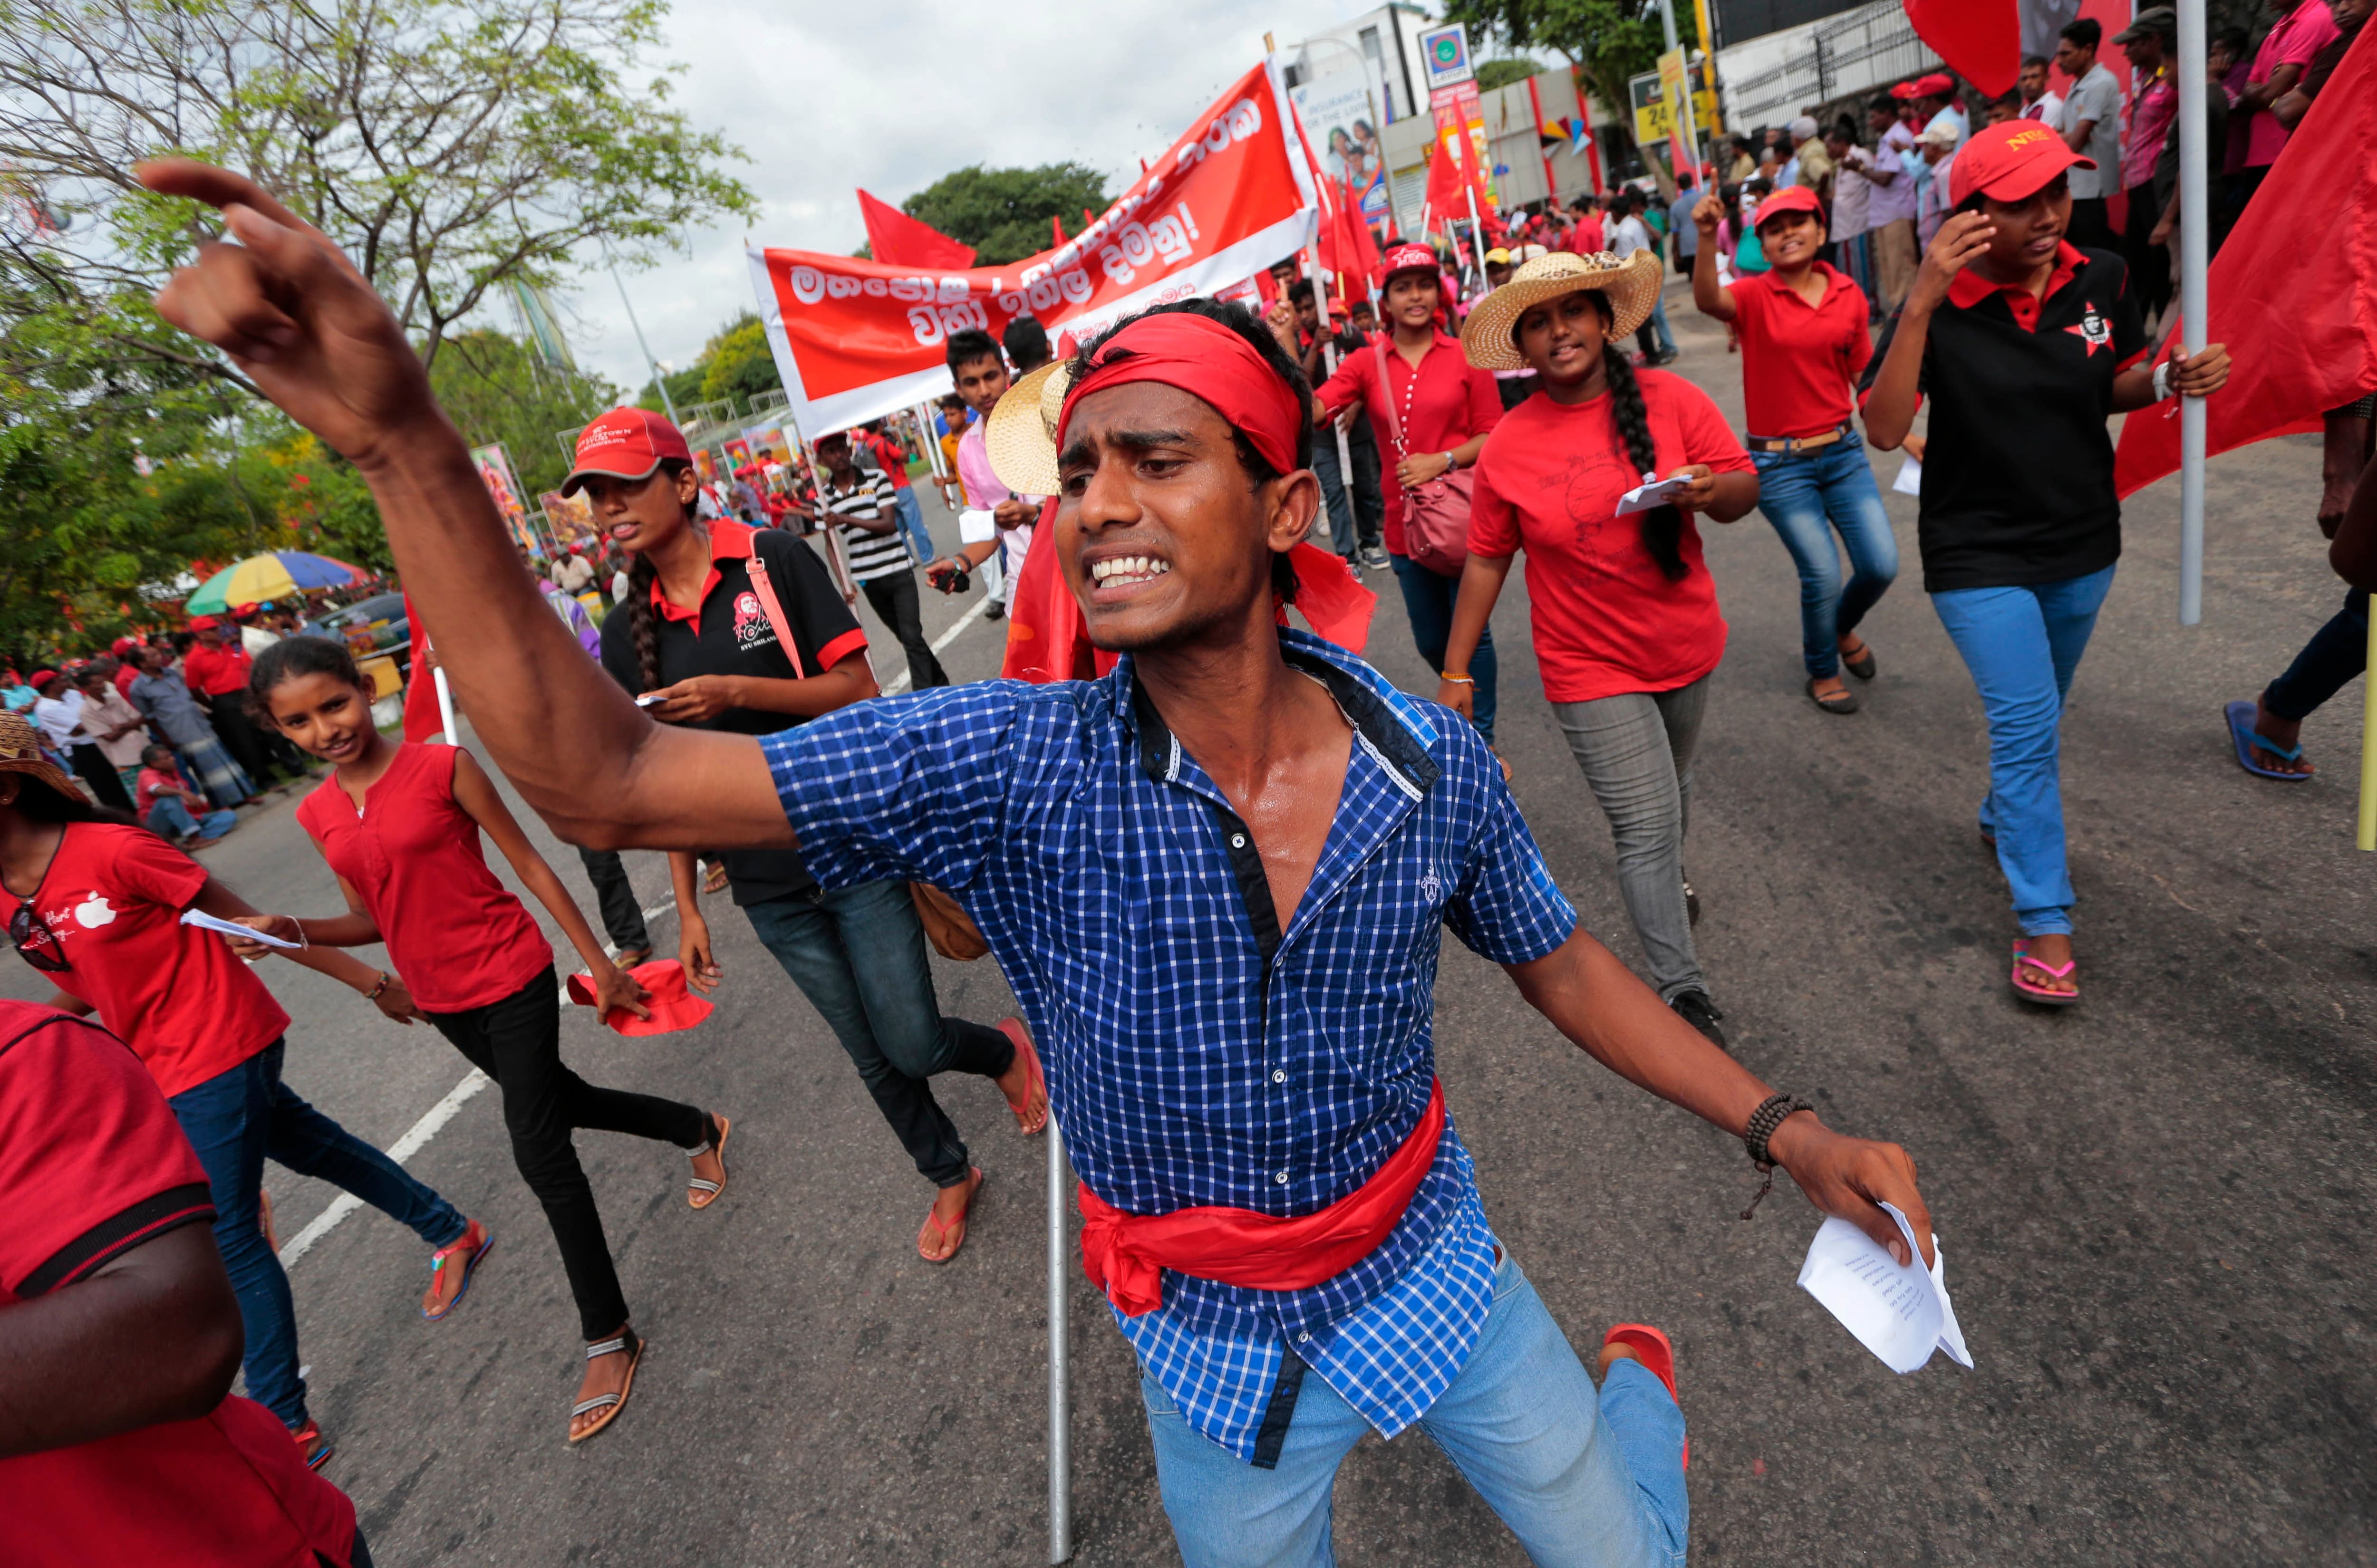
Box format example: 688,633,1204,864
612,266,679,426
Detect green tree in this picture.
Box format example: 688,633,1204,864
1443,0,1694,183
1476,58,1543,91
695,314,780,410
902,164,1111,267
428,329,620,497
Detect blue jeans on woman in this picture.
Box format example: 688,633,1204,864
1142,1248,1687,1568
1751,430,1900,679
1930,564,2117,938
146,795,236,842
741,878,1013,1190
167,1039,469,1428
1390,552,1497,743
891,485,936,565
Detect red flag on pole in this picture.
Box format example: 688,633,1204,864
856,189,977,270
2115,28,2377,498
1423,137,1467,238
1900,1,2020,99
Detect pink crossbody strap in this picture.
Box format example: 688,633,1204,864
1373,338,1405,458
740,544,808,679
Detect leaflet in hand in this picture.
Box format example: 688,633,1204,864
1615,473,1693,516
1796,1201,1971,1374
1893,456,1923,497
181,908,303,950
957,509,998,545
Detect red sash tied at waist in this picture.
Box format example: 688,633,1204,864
1077,1080,1447,1317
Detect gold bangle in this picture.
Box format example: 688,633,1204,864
1440,671,1475,685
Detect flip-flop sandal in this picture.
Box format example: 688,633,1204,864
686,1115,731,1210
291,1420,333,1471
568,1328,646,1444
700,861,730,895
996,1019,1048,1135
918,1168,984,1264
1603,1324,1688,1470
422,1220,494,1321
2224,700,2312,781
1806,677,1860,714
2010,939,2080,1007
1840,640,1877,680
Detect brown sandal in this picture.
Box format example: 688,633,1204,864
918,1168,984,1264
568,1327,646,1444
686,1115,730,1209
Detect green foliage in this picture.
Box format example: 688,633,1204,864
1444,0,1696,169
902,164,1111,267
427,329,620,498
1476,58,1543,92
696,315,781,409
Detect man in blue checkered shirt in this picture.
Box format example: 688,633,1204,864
149,171,1938,1566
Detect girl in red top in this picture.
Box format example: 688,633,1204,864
1439,251,1761,1048
1314,243,1507,741
240,637,725,1445
0,710,482,1471
1690,183,1899,715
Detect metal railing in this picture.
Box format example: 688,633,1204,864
1721,0,1941,129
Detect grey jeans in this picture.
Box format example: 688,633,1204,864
1551,675,1709,1002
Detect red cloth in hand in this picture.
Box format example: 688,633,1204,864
565,959,714,1036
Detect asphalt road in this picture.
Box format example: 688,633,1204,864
17,283,2373,1566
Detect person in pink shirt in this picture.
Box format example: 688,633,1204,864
2234,0,2341,212
920,328,1040,622
2116,9,2181,328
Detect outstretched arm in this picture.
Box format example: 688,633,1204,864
137,159,789,856
1507,929,1934,1266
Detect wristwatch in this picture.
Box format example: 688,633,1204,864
1440,451,1459,472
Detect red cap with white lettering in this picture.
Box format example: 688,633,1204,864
560,406,693,497
1950,119,2094,207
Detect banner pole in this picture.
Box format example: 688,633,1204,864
431,665,458,746
2176,0,2209,626
1048,1119,1071,1563
1302,243,1358,546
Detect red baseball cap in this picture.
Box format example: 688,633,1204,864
1752,185,1826,231
187,615,220,631
1914,72,1955,97
560,406,692,497
110,636,135,655
566,958,715,1036
29,668,58,686
1890,80,1921,100
1381,243,1440,282
1951,119,2093,206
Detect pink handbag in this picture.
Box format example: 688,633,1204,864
1375,338,1475,577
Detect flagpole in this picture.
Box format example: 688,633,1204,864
1464,185,1490,281
2176,0,2209,626
1047,1119,1071,1563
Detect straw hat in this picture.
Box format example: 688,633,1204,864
1459,250,1666,372
984,358,1073,497
0,711,79,801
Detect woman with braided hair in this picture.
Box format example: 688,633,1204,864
1438,250,1759,1048
566,408,1047,1267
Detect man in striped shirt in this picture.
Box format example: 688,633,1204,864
815,431,948,690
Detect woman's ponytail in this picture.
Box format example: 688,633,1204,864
1601,344,1688,582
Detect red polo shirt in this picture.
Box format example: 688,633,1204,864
0,1002,360,1568
1315,332,1503,554
1728,262,1874,439
180,640,252,697
860,431,913,490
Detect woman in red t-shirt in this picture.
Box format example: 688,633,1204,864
1314,243,1507,742
1690,183,1899,715
240,638,723,1445
0,710,482,1471
1439,251,1760,1048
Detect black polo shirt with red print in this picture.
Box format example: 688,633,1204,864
1860,241,2147,594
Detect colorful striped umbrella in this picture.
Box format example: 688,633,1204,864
184,551,367,615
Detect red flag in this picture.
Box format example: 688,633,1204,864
1901,0,2019,98
400,593,444,742
2115,27,2377,498
856,189,976,270
1423,136,1467,236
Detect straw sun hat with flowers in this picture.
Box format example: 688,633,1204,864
1459,250,1665,372
985,358,1073,498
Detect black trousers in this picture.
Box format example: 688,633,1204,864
68,744,135,812
861,571,948,689
207,695,279,785
425,965,706,1339
2066,196,2116,254
576,847,652,953
2123,180,2171,325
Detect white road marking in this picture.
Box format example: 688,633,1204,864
276,586,1002,1270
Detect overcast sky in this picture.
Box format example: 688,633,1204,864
562,0,1392,397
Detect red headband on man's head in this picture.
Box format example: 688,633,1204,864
1053,312,1303,478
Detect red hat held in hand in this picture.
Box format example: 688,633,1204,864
566,958,715,1036
1950,119,2095,207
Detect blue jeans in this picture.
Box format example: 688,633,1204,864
1390,552,1497,743
1635,292,1677,358
1312,424,1383,558
1930,564,2117,938
1142,1250,1687,1568
2262,588,2367,721
742,879,1012,1189
146,795,236,841
168,1040,467,1427
1750,431,1900,679
891,485,935,564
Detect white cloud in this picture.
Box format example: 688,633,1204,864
563,0,1384,397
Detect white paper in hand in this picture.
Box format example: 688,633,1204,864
957,509,998,545
180,908,303,950
1893,456,1923,497
1615,471,1693,516
1796,1202,1971,1373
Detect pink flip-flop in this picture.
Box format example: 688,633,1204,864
1603,1323,1687,1469
996,1019,1048,1135
2010,940,2080,1007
